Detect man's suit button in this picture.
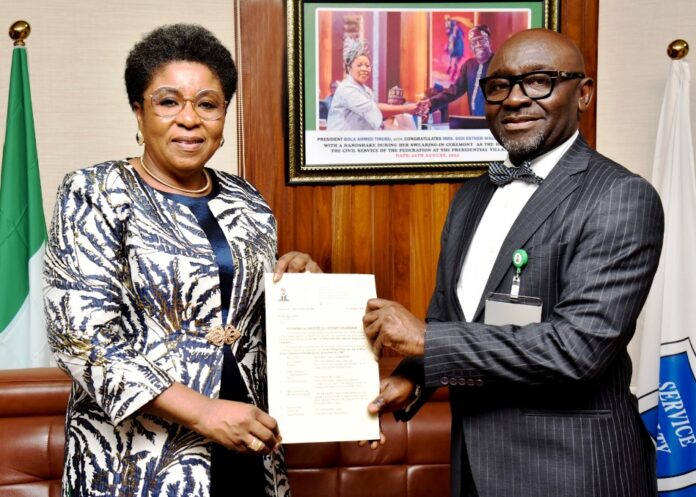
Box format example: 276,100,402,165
457,378,467,386
449,378,458,386
440,377,449,385
475,379,484,386
466,379,475,386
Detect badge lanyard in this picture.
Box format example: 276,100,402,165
510,249,528,299
484,248,541,326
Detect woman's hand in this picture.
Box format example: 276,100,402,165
143,382,280,454
273,251,322,282
193,398,281,454
404,102,419,115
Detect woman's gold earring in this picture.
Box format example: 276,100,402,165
136,130,145,146
219,137,225,148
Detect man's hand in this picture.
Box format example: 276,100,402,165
367,375,417,415
363,298,426,358
359,375,416,450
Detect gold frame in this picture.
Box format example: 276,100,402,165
233,0,246,177
287,0,560,184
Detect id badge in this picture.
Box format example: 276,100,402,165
484,292,542,326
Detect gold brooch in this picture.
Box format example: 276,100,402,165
205,324,242,347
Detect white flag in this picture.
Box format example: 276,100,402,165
637,59,696,495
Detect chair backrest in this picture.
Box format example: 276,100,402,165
0,367,70,497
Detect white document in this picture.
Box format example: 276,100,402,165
264,273,380,444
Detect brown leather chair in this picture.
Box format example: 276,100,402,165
0,367,68,497
0,359,451,497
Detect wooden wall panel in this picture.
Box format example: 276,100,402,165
372,185,392,299
562,0,599,146
239,0,599,344
389,185,412,312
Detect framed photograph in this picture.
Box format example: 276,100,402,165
287,0,559,184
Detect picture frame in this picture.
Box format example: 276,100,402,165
287,0,559,184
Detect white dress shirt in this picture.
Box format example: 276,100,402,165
456,131,579,321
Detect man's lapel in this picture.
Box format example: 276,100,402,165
471,136,593,321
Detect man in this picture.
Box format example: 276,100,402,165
319,80,339,120
364,29,662,497
421,24,494,117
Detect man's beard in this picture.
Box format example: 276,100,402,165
494,129,546,161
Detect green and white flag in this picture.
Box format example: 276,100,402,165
0,43,50,368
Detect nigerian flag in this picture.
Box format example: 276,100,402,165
0,42,50,368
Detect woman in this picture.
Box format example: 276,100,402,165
44,24,318,497
326,37,418,131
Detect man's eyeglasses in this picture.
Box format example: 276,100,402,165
479,71,585,103
148,86,227,121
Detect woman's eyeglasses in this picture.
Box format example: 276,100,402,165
148,86,227,121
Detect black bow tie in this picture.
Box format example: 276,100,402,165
488,161,543,187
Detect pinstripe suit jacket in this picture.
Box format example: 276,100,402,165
398,136,663,497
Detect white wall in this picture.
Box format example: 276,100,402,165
0,1,238,223
597,0,696,385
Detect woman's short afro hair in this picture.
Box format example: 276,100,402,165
125,23,237,109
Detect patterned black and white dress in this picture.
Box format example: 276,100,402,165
44,160,291,497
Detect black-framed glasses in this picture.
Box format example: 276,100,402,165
479,71,585,103
148,86,227,121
